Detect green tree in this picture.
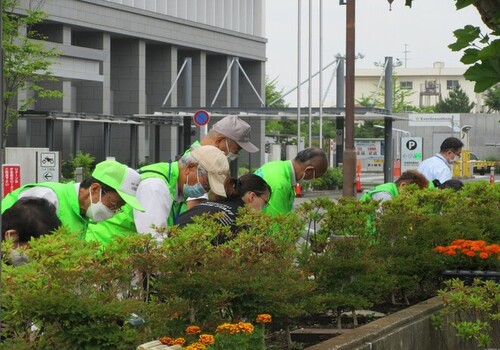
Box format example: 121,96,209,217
434,85,475,113
2,0,62,147
265,76,288,108
484,84,500,112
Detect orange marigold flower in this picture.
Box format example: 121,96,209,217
486,244,500,254
186,325,201,334
479,252,489,259
256,314,272,323
236,322,254,334
215,323,234,334
184,342,207,350
159,337,174,345
173,337,186,345
199,334,215,345
465,250,476,257
445,249,456,256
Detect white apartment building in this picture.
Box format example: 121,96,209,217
355,62,485,113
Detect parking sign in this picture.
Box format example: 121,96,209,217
401,137,423,172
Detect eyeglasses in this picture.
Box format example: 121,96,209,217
195,165,211,192
257,194,270,208
101,188,124,213
451,151,461,158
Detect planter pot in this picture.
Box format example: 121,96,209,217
442,270,500,285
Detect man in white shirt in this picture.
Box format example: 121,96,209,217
417,137,464,185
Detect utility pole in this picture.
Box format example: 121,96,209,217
308,0,312,147
297,0,302,150
0,0,5,320
403,44,410,68
342,0,356,197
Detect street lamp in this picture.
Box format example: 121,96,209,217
374,125,411,161
374,125,411,136
461,125,472,150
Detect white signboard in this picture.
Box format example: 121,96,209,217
355,139,383,159
401,137,423,172
409,113,460,128
37,151,60,183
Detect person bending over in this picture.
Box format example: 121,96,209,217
176,173,271,243
2,197,62,265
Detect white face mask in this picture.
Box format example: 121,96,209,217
227,152,238,162
86,188,115,222
449,154,460,164
225,140,238,162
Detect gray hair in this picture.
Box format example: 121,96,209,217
179,152,208,178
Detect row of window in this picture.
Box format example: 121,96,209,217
400,80,459,90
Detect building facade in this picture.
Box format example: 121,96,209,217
355,62,485,113
10,0,267,167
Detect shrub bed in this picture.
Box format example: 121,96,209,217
1,182,498,349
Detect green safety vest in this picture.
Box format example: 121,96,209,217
358,182,399,242
359,182,399,202
255,160,294,215
2,182,88,237
85,162,180,245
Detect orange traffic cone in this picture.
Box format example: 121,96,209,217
295,182,303,197
356,160,362,193
393,159,401,177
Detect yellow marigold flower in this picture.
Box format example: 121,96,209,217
186,325,201,334
236,322,254,334
215,323,233,334
184,342,207,350
256,314,272,323
199,334,215,345
173,337,186,345
159,337,174,345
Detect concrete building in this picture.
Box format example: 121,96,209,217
355,62,485,113
9,0,267,168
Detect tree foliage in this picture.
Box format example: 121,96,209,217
445,0,499,92
484,84,500,112
393,0,500,93
434,85,475,113
265,76,288,108
2,0,62,147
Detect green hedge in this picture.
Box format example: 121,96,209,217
1,181,498,348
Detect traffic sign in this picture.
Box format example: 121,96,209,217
193,109,210,126
401,137,423,172
37,151,59,183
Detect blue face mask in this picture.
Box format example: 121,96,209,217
183,169,207,198
183,181,206,198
